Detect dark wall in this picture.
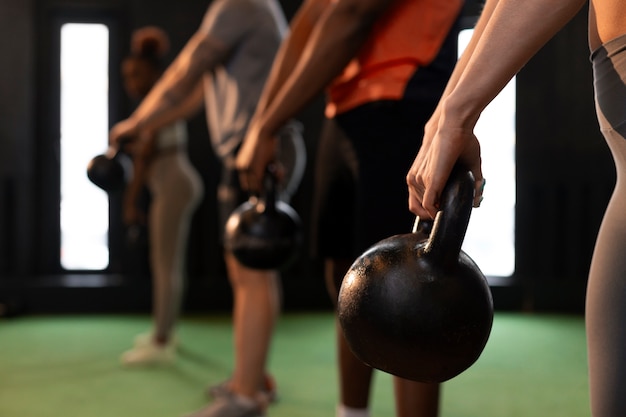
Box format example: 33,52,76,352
0,0,609,315
515,8,614,311
1,0,330,314
0,0,36,277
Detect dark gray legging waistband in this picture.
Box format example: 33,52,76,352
591,33,626,135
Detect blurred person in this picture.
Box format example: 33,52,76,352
109,2,295,416
116,26,204,366
404,0,626,415
235,1,464,416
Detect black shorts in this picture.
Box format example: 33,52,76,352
311,100,437,259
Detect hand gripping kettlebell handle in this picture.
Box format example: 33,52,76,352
418,165,475,265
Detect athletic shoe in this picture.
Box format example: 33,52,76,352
120,338,176,366
207,374,278,403
182,392,265,417
133,331,178,347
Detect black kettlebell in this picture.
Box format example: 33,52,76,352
86,147,132,193
337,165,493,383
224,166,303,270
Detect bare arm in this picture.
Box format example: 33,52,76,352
407,0,587,218
253,0,327,116
110,31,227,146
140,79,205,134
446,0,586,124
424,0,499,128
257,0,395,136
237,0,396,192
406,0,499,214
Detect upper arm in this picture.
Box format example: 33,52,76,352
177,31,230,79
198,0,257,51
177,0,256,78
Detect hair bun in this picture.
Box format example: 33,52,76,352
131,26,170,59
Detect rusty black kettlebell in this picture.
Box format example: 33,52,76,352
86,142,132,193
337,165,493,383
224,166,303,270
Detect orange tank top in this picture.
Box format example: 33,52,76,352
325,0,463,118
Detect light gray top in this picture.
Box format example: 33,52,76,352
200,0,287,159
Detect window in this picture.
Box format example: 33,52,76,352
459,28,516,277
59,23,110,270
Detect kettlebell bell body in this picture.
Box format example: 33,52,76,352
224,171,303,270
87,151,132,193
338,166,493,383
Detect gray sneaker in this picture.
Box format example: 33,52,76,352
183,393,265,417
207,375,278,403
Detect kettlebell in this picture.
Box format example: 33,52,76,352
224,166,303,270
337,165,493,383
86,146,132,193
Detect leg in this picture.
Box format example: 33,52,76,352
150,156,203,345
311,118,373,416
183,254,279,417
327,259,374,413
338,101,441,416
393,378,440,417
586,131,626,416
588,45,626,416
225,252,281,406
122,154,203,365
329,260,440,417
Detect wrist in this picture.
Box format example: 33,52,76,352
130,116,145,136
440,93,482,131
251,118,279,143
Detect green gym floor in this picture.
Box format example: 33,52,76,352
0,311,589,417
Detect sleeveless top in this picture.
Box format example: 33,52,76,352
326,0,463,118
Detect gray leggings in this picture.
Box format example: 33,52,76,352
147,151,204,339
588,33,626,417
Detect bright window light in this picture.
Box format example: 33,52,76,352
60,23,110,270
459,28,516,277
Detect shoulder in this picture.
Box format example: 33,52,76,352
206,0,276,17
202,0,280,30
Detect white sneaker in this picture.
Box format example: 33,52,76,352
120,339,176,366
133,331,178,348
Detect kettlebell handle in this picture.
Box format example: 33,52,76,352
103,135,134,159
260,163,281,212
411,216,433,236
415,165,475,265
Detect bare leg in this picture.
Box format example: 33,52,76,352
225,252,281,405
328,259,441,417
393,378,440,417
327,259,374,411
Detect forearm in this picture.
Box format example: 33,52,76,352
432,0,499,120
142,80,204,133
257,0,394,136
443,0,587,128
254,0,325,116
